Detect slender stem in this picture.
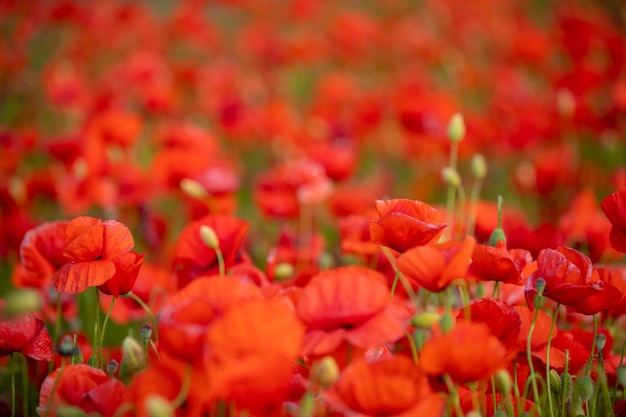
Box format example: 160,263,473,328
585,314,599,376
215,247,225,276
94,288,101,367
443,374,464,417
143,339,149,369
124,291,159,341
171,364,193,410
20,354,28,417
390,269,400,301
560,350,569,417
446,142,459,241
491,281,500,299
545,303,560,417
525,304,543,414
404,328,418,365
612,342,626,406
380,246,418,304
99,296,115,370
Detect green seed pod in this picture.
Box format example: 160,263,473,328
489,228,506,246
122,336,144,371
548,369,561,394
576,375,594,403
411,311,442,329
560,371,573,403
199,225,220,250
274,263,295,282
471,154,487,180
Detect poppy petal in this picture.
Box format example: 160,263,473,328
63,217,104,261
54,260,116,294
101,220,135,260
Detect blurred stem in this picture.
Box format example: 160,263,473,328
545,303,560,417
404,328,418,365
491,281,501,299
21,353,28,417
124,291,159,341
11,354,15,417
612,342,625,406
446,142,459,241
443,374,464,417
215,246,225,276
585,314,599,376
94,289,101,368
390,269,400,301
466,176,483,237
171,364,193,410
560,350,569,417
525,299,543,414
99,295,115,370
380,246,418,305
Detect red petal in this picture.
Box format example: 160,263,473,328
63,217,104,261
101,220,135,260
19,318,53,361
53,260,116,294
98,252,144,297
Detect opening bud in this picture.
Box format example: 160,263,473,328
309,356,340,388
180,178,208,199
441,167,461,188
145,395,174,417
199,225,220,250
122,336,144,371
489,228,507,247
471,154,487,179
448,113,466,143
411,311,442,329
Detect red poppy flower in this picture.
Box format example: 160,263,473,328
370,199,446,253
339,214,380,256
204,299,304,411
297,266,414,358
17,220,68,288
469,241,532,285
39,364,126,417
0,313,53,361
525,246,604,309
52,216,144,295
158,276,262,363
457,298,522,360
601,189,626,253
324,355,445,417
396,236,475,292
173,214,249,286
420,321,506,383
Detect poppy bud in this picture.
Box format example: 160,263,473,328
617,366,626,388
274,263,295,281
413,328,426,350
57,335,75,357
471,154,487,179
411,311,441,328
55,406,89,417
2,289,41,316
576,375,594,403
489,228,507,247
70,346,83,365
595,334,607,352
141,324,153,342
441,167,461,188
199,225,220,250
107,359,119,377
309,356,340,388
534,278,547,296
448,113,465,143
180,178,208,199
560,371,573,403
466,411,483,417
494,369,512,396
145,395,174,417
122,336,143,371
548,369,561,394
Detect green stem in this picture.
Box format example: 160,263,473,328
172,364,193,410
216,247,225,276
99,296,115,370
491,281,501,299
94,288,101,367
404,328,418,365
545,304,560,417
124,291,159,341
560,350,569,417
11,354,15,417
585,314,599,376
390,269,400,301
21,353,28,417
612,342,626,406
525,303,543,414
446,142,459,241
443,374,465,417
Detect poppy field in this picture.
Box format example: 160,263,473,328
2,0,626,416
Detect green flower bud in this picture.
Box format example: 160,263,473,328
141,324,153,342
448,113,466,143
471,154,487,179
534,278,547,296
145,395,174,417
595,334,607,352
411,311,442,329
439,311,455,334
57,335,75,357
180,178,208,199
576,375,594,403
489,228,506,247
442,167,461,188
199,225,220,250
309,356,340,388
560,371,573,403
494,369,512,396
122,336,144,371
274,263,295,282
548,369,561,394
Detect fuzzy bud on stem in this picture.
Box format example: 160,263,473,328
180,178,208,200
199,225,220,250
448,113,466,143
442,167,461,188
471,154,487,179
309,356,340,388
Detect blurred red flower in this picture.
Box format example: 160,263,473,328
0,313,53,361
16,220,68,288
601,189,626,253
52,216,144,295
39,364,126,417
370,199,446,253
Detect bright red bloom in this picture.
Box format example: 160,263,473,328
173,214,249,286
396,236,475,292
420,321,506,383
601,189,626,253
17,220,68,288
297,266,414,357
566,267,623,315
39,364,126,417
370,199,446,253
52,217,144,295
324,355,445,417
469,240,532,285
525,246,605,309
0,313,53,361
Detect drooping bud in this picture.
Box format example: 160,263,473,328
411,311,442,329
309,356,340,388
274,263,295,282
180,178,208,199
122,336,144,372
145,395,174,417
141,324,153,342
494,369,512,396
199,225,220,250
107,359,119,377
441,167,461,188
448,113,466,143
471,154,487,179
